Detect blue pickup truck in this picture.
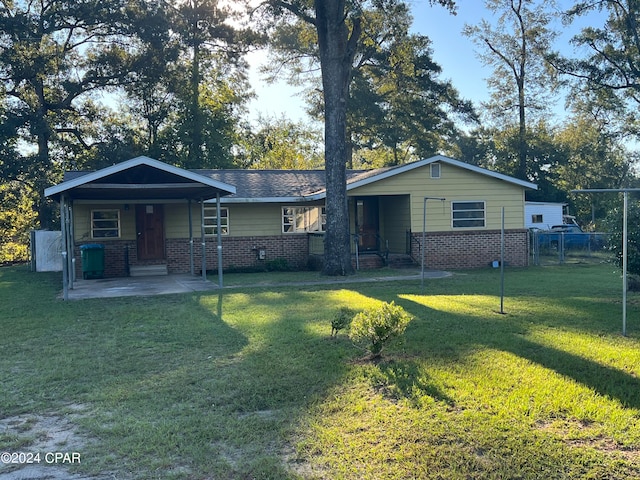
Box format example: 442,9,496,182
535,224,591,250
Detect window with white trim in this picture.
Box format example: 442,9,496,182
203,206,229,236
282,206,326,233
531,214,543,224
452,201,485,228
91,209,120,238
430,162,441,179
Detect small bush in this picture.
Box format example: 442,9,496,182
349,301,413,359
265,258,290,272
331,307,356,337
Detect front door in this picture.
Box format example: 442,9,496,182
136,204,165,260
356,197,379,251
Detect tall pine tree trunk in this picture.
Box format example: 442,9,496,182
315,0,359,276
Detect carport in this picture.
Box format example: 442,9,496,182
45,156,236,300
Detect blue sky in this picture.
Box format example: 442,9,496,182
247,0,606,125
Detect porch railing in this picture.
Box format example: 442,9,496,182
406,229,421,263
308,232,389,268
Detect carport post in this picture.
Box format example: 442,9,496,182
216,192,223,288
188,199,194,275
201,200,207,281
60,194,69,300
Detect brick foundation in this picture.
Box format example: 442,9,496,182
168,235,310,273
74,241,135,279
74,230,529,278
410,229,529,269
74,235,311,277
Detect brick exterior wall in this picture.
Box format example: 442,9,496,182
409,229,529,269
74,241,136,279
168,235,309,273
74,230,529,278
75,235,309,277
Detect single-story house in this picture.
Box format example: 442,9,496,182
45,154,537,281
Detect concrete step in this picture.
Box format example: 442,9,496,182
130,264,168,277
387,254,417,269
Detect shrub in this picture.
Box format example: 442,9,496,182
265,258,290,271
349,301,413,359
331,307,356,337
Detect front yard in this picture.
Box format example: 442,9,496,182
1,263,639,479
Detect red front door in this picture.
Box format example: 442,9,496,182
136,204,165,260
356,197,379,251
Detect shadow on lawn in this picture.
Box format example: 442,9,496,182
194,289,357,477
501,336,640,409
343,281,640,412
376,359,455,407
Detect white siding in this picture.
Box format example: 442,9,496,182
525,202,564,229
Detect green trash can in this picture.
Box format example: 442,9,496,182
80,244,105,279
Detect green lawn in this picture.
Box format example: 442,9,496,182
1,263,640,479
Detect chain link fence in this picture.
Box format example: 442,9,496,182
530,230,612,266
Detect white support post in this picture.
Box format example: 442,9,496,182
188,199,194,275
216,192,223,288
201,200,206,281
60,194,69,301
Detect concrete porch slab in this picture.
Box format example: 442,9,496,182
63,274,218,300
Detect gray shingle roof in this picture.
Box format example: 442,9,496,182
195,169,326,199
59,155,537,203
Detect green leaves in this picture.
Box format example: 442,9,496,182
349,301,413,358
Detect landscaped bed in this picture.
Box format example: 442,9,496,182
1,263,639,479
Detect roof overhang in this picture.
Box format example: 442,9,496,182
342,155,538,193
45,156,236,202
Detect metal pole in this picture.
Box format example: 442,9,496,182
623,191,628,336
216,192,223,288
60,194,68,300
571,188,640,336
62,252,68,301
188,199,194,275
201,200,206,281
68,203,75,287
421,199,426,292
500,207,505,314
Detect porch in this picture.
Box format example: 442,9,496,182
63,273,219,300
44,156,236,300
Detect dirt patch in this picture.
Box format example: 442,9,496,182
0,406,117,480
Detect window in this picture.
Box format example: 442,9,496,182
282,206,326,233
91,209,120,238
452,201,485,228
203,206,229,236
531,214,543,224
430,162,441,179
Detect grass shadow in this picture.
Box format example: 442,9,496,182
498,335,640,409
374,358,455,407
